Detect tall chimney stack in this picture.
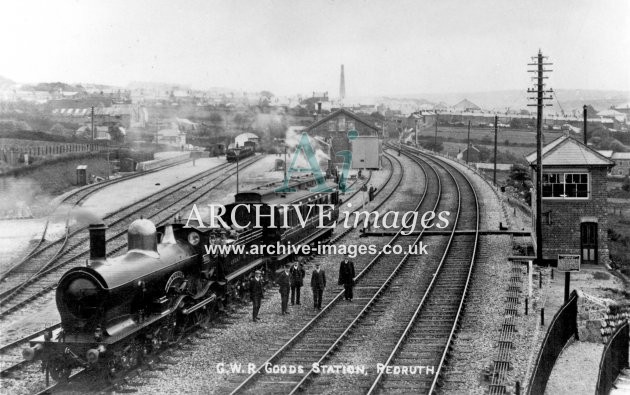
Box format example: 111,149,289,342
339,65,346,101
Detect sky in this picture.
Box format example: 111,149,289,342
1,0,629,96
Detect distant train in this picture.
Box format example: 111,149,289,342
23,176,338,382
226,145,255,162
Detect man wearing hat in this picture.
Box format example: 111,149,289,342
310,262,326,310
290,259,306,305
338,253,355,301
249,270,264,322
278,264,291,315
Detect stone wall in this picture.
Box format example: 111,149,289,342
576,291,630,343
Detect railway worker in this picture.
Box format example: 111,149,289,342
278,264,291,315
311,262,326,310
368,185,377,202
250,270,264,322
290,259,306,305
338,254,356,301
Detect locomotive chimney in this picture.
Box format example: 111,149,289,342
89,223,107,260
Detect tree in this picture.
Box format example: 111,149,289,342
507,164,532,200
509,118,523,129
233,112,253,130
370,112,385,121
420,139,443,152
107,125,125,143
49,123,76,138
209,113,223,124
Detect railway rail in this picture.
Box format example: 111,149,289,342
0,156,262,376
367,144,479,394
3,147,483,395
0,157,259,317
224,145,480,395
5,154,395,394
0,153,192,285
226,149,434,394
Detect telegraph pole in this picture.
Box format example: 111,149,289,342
583,105,588,145
493,115,498,185
466,120,471,164
415,119,418,147
91,106,95,142
434,111,439,152
527,50,553,266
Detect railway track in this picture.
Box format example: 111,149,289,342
366,144,480,394
0,156,262,375
1,156,394,394
224,146,480,395
0,153,192,285
225,150,437,394
0,157,259,316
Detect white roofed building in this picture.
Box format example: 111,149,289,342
234,132,259,148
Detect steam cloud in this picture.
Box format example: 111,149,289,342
283,128,330,171
0,178,43,218
71,207,104,225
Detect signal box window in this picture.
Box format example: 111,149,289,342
542,172,589,199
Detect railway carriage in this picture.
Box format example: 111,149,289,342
23,176,339,382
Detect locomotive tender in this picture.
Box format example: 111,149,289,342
23,176,339,382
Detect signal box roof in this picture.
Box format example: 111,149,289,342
526,135,615,168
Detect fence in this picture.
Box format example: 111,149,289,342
527,290,578,394
596,322,629,395
0,143,110,167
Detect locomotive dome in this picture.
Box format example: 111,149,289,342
127,218,159,258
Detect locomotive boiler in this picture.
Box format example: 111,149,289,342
23,219,221,381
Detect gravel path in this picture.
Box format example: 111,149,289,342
544,340,604,395
431,154,516,394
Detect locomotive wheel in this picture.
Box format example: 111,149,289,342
49,363,72,382
120,344,142,370
196,308,211,329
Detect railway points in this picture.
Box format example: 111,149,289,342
2,124,627,395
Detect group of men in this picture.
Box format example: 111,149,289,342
248,255,356,322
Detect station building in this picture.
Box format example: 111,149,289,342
302,108,379,165
527,135,615,265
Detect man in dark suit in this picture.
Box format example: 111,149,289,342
369,185,377,202
278,264,291,315
338,254,356,301
289,259,306,305
310,262,326,310
249,270,264,322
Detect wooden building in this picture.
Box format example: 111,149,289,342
302,108,379,165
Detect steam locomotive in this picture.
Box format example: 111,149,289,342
23,176,339,382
